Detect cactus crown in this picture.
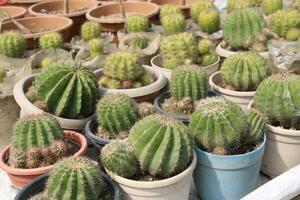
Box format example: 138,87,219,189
103,51,144,81
39,32,63,49
128,114,193,178
160,4,181,18
35,60,98,119
12,115,64,151
254,73,300,130
198,8,220,34
88,38,104,58
126,15,150,33
170,65,208,101
81,21,101,41
223,8,266,50
161,13,185,35
46,157,105,200
220,51,269,91
190,0,214,22
0,31,25,58
97,93,139,136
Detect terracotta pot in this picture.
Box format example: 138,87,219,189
209,71,255,110
8,0,46,11
28,0,98,37
95,65,168,102
13,73,96,130
150,0,195,18
248,101,300,178
1,16,73,49
86,2,159,32
0,130,88,188
0,6,27,21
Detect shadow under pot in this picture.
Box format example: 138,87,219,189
14,171,121,200
85,119,111,150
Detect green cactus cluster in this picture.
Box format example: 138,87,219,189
126,15,150,33
198,39,213,54
81,21,102,41
96,93,139,138
161,13,185,35
197,39,218,66
254,73,300,130
198,8,220,34
160,4,181,19
286,28,300,41
35,60,98,119
88,38,104,58
220,51,269,91
270,10,300,39
0,31,25,58
130,36,149,49
39,32,63,50
160,32,198,69
190,0,214,22
199,52,218,66
262,0,283,15
223,8,266,50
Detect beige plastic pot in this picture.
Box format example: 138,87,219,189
13,74,96,130
106,152,196,200
248,100,300,178
216,43,269,59
0,6,27,21
151,54,220,81
209,71,255,110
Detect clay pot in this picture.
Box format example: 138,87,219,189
28,0,98,37
1,16,73,49
8,0,45,11
0,6,27,21
150,0,195,18
0,130,88,188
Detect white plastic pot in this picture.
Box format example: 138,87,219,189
106,152,197,200
151,54,220,81
95,65,167,102
215,43,269,59
13,74,96,130
248,101,300,178
209,71,255,110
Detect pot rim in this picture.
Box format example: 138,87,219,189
0,6,27,21
85,119,112,145
96,65,168,98
2,16,73,39
86,2,159,24
106,151,196,188
28,0,98,18
0,130,87,175
209,71,256,97
248,100,300,136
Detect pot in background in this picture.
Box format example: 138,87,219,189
0,6,27,21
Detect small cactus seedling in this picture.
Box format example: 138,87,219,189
254,73,300,130
39,32,63,49
126,15,150,33
200,53,218,66
160,4,181,18
9,150,26,168
190,0,214,22
81,21,101,41
130,36,149,49
97,93,139,137
161,13,185,35
220,51,269,91
0,31,25,58
198,8,220,34
262,0,282,15
128,114,193,178
286,28,300,41
88,38,104,58
101,141,138,178
198,39,213,54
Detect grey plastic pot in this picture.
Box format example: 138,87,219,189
85,119,111,150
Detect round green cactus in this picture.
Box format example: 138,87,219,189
101,141,138,178
88,38,104,58
160,4,181,18
198,8,220,34
220,51,269,91
262,0,283,15
128,114,193,178
0,31,25,58
12,115,64,151
270,10,300,38
170,65,208,101
189,97,247,153
81,21,102,41
160,32,198,69
39,32,63,49
97,93,139,137
46,157,105,200
130,36,149,49
227,0,252,13
254,73,300,130
190,0,213,22
286,28,300,41
246,111,265,145
223,8,266,50
200,53,218,66
198,39,213,54
126,15,150,33
104,51,144,81
161,13,185,35
35,60,98,118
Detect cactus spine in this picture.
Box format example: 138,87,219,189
160,4,181,18
39,32,63,49
161,13,185,35
0,31,25,58
220,51,269,91
88,38,104,58
262,0,283,15
35,60,98,118
128,114,193,178
81,21,101,41
198,8,220,34
190,0,213,22
126,15,150,33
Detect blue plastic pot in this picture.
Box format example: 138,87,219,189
193,136,266,200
